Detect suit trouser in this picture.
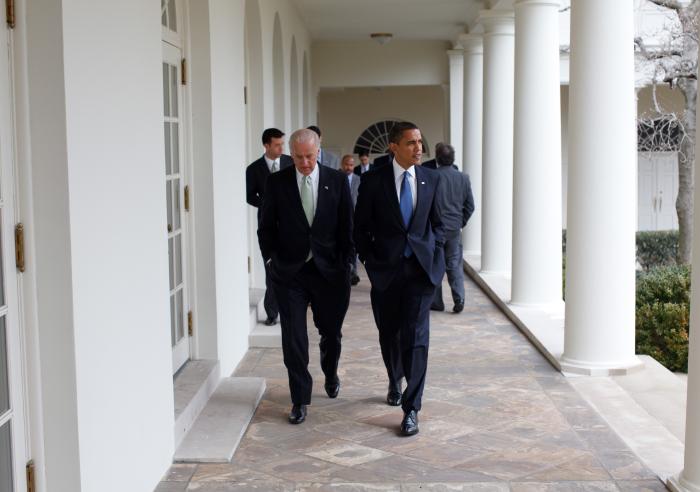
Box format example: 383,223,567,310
273,260,350,405
264,261,279,320
431,230,466,309
370,255,434,413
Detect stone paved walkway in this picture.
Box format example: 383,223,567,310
157,271,667,492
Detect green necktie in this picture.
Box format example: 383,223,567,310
301,175,314,260
301,175,314,226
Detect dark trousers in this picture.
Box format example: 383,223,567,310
273,261,350,405
264,261,279,320
431,229,465,309
370,255,434,413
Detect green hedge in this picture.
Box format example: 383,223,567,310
637,230,679,270
635,265,690,372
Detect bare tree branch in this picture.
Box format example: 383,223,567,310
635,37,683,59
646,0,685,11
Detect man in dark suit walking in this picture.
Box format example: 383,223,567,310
246,128,293,325
354,151,371,176
258,128,354,425
354,121,445,436
341,154,361,286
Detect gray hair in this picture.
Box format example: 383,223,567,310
289,128,320,151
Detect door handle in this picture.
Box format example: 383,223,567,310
653,196,657,212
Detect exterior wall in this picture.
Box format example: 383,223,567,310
637,84,686,117
312,40,450,91
318,85,447,161
21,1,174,491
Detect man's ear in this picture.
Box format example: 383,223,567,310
388,142,398,155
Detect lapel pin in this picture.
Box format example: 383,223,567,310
421,181,425,185
324,185,329,190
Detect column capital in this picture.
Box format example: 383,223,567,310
458,34,484,55
478,10,515,36
514,0,561,7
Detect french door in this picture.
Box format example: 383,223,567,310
0,8,27,492
162,0,190,374
638,152,679,231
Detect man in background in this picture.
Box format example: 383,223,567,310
354,151,371,176
307,125,340,170
246,128,293,325
341,154,361,286
430,144,475,313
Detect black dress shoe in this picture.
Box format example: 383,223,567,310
453,302,464,313
324,378,340,398
400,410,419,436
264,316,278,326
386,384,402,406
288,404,307,424
350,274,360,286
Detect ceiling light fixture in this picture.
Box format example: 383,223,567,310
370,32,393,45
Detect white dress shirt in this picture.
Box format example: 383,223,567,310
392,159,417,211
264,155,280,173
295,163,320,214
361,163,370,174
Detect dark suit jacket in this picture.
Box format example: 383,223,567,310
422,159,437,169
246,154,293,220
258,165,354,285
370,154,392,170
354,164,370,176
354,164,445,291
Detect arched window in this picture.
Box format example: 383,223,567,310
354,120,429,156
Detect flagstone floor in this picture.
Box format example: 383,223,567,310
157,270,668,492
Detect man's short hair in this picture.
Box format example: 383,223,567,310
262,128,284,145
289,128,320,151
307,125,322,137
436,143,456,167
341,154,354,164
358,150,369,158
388,121,419,145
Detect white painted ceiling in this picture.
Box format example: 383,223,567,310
290,0,488,42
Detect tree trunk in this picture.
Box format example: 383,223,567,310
677,78,696,264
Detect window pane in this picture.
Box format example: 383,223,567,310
0,318,8,415
166,182,173,232
164,122,171,175
0,215,5,308
171,123,179,174
172,179,181,231
162,63,169,117
170,65,178,118
169,0,177,32
161,0,167,27
176,289,184,341
174,233,182,287
170,294,176,347
0,421,12,492
168,238,174,291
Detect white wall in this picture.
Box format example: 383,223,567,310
312,40,450,91
318,85,447,160
21,1,175,491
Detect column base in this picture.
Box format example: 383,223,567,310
669,474,700,492
509,299,565,315
559,355,644,376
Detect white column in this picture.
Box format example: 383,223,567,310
447,49,464,168
511,0,562,306
459,34,484,256
561,0,640,374
669,58,700,492
480,10,515,275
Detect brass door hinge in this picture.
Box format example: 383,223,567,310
6,0,14,29
184,185,190,212
15,223,24,272
181,58,187,85
247,256,251,273
244,86,247,105
26,460,35,492
187,310,193,337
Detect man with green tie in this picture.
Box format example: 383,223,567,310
258,128,354,424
